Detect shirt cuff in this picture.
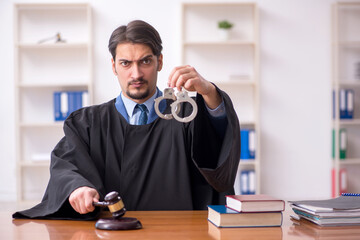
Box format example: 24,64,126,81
205,100,226,118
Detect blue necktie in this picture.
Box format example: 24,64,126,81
136,104,148,125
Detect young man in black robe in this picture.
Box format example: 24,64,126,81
13,20,240,219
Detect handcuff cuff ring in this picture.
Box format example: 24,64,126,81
154,88,180,120
170,90,198,123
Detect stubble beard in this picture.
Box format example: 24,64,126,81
126,79,151,100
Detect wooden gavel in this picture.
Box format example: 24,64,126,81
93,191,126,219
93,191,142,230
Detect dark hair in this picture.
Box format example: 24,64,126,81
108,20,163,60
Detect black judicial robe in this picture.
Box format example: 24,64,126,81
13,88,240,220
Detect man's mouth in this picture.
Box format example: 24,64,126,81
129,80,146,88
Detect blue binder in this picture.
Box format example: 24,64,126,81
54,92,62,121
240,129,250,159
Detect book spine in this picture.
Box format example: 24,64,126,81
60,91,68,120
346,89,354,119
240,170,249,194
240,130,250,160
67,91,76,116
248,130,256,159
54,92,62,121
339,89,346,119
339,168,347,196
332,129,335,159
82,91,89,107
339,128,347,160
248,170,256,194
332,167,348,197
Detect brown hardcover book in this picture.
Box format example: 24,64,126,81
226,194,285,212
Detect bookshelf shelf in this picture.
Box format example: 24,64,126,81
20,161,50,167
338,119,360,126
14,3,92,203
20,122,63,128
339,158,360,165
331,2,360,197
18,82,90,89
184,41,255,46
18,43,89,49
181,2,260,195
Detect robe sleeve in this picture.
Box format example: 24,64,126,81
191,85,241,193
13,110,105,219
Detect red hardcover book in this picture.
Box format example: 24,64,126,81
226,194,285,212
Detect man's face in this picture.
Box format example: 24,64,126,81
112,43,163,103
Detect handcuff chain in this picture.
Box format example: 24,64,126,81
154,88,198,123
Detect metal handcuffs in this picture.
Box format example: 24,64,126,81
154,88,198,123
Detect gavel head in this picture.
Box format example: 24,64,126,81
104,191,126,219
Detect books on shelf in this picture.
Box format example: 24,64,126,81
240,129,255,160
334,89,354,119
54,91,88,121
331,167,347,198
240,169,255,195
207,205,283,228
332,128,347,159
226,194,285,213
289,194,360,226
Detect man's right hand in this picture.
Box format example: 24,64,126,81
69,186,100,214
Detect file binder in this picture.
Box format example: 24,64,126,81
53,91,88,121
240,170,255,195
240,129,256,160
339,89,346,119
346,89,354,119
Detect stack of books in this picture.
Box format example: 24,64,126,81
289,193,360,227
208,194,285,228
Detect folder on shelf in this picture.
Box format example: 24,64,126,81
339,89,347,119
240,129,256,160
240,170,255,195
331,168,347,198
339,128,347,159
338,89,354,119
60,91,69,120
240,129,249,159
346,89,354,119
249,129,256,159
332,128,347,160
53,91,88,121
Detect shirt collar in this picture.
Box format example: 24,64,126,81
120,89,158,118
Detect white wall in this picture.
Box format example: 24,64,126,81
1,0,356,202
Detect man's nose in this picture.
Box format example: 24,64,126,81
131,64,144,79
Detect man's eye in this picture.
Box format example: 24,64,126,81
120,61,130,67
142,58,151,65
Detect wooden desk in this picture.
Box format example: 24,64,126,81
2,206,360,239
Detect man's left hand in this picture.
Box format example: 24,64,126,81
168,65,222,109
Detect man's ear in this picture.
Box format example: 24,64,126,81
111,58,117,75
157,54,163,71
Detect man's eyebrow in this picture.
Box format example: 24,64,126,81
118,54,154,62
139,54,154,61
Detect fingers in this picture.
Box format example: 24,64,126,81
69,186,99,214
168,65,198,91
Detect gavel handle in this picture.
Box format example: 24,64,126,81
93,201,108,207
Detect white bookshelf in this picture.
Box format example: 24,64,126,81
181,2,260,195
14,3,93,203
332,2,360,197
